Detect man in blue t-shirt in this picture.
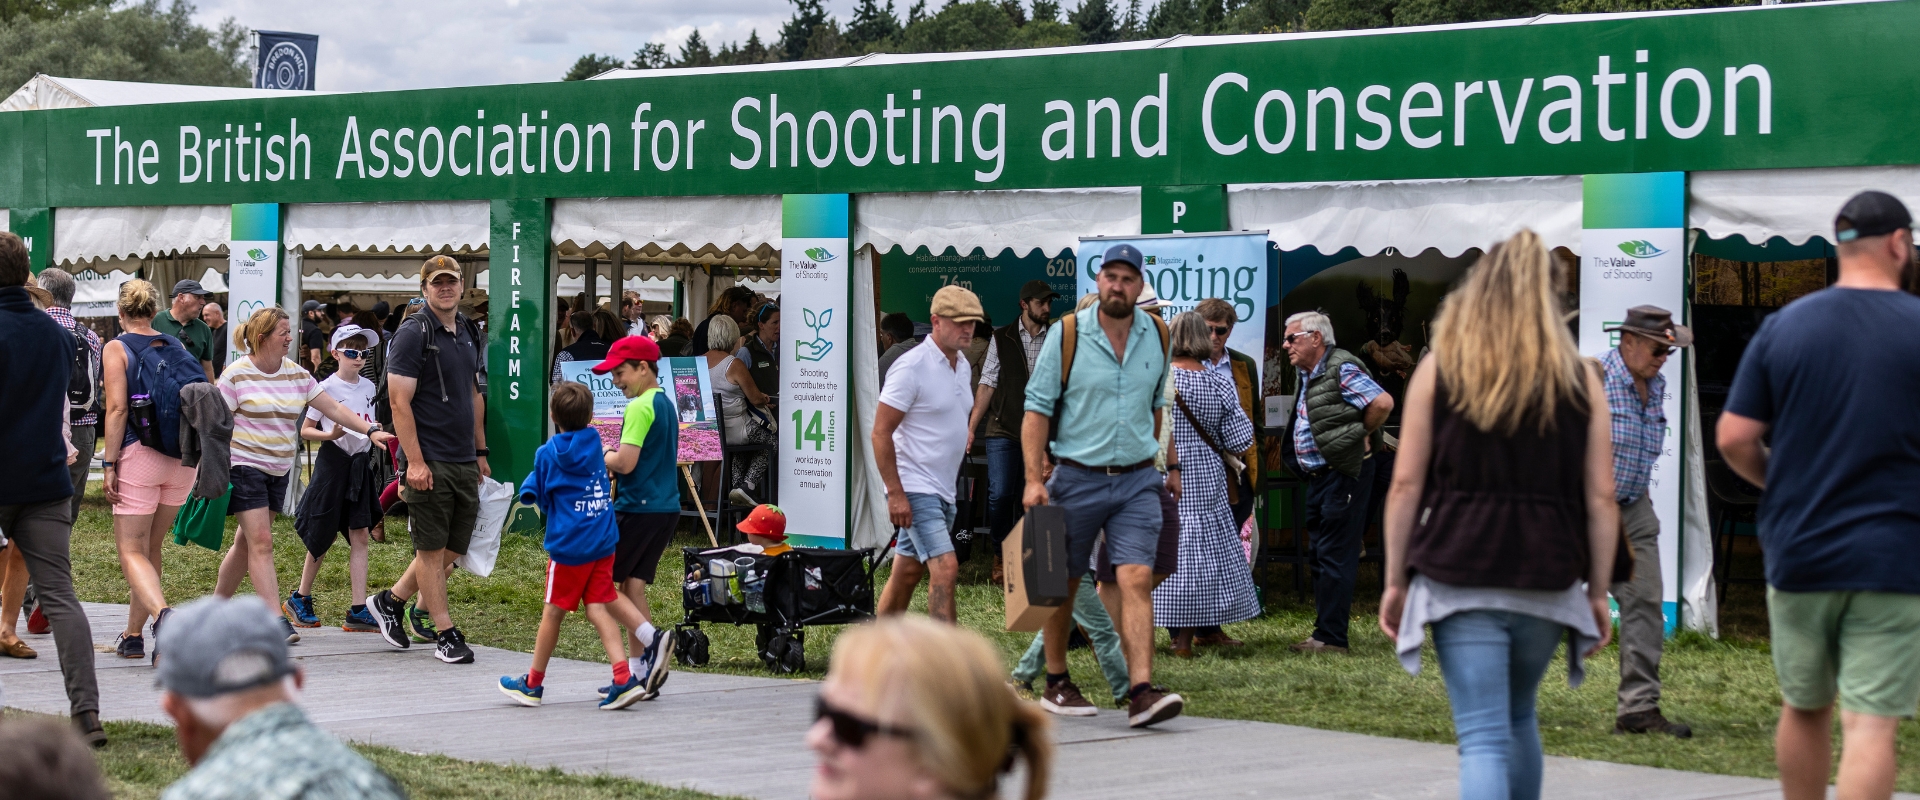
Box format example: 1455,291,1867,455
593,335,680,689
1719,190,1920,800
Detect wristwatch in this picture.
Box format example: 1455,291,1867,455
475,448,490,457
365,422,383,434
1166,463,1182,472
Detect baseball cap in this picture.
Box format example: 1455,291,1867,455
371,301,391,318
1019,280,1060,303
329,324,381,351
1835,191,1913,243
1101,243,1144,273
738,504,787,541
929,285,986,324
172,279,210,298
155,596,296,699
300,299,321,313
591,335,662,373
419,255,462,284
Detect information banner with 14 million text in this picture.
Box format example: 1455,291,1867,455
778,194,851,549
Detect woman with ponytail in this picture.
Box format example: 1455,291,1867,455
810,617,1052,800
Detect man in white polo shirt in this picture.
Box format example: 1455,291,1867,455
872,285,984,624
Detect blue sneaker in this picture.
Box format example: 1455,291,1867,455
599,675,647,710
283,592,319,628
498,674,543,707
640,628,675,695
343,606,378,632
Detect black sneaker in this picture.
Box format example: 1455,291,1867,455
150,607,174,666
435,627,474,664
279,615,301,645
113,633,144,660
367,590,409,649
1615,709,1693,739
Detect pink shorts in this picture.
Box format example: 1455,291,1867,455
113,441,196,516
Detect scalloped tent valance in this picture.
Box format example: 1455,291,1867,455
284,201,489,254
1228,176,1584,257
1688,165,1920,246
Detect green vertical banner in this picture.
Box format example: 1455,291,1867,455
227,204,280,364
487,198,550,500
779,193,852,549
10,208,52,274
1141,185,1228,234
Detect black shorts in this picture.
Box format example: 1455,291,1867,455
613,512,678,584
1096,483,1180,582
228,465,289,516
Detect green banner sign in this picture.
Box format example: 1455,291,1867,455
5,2,1915,209
487,198,551,493
877,245,1077,324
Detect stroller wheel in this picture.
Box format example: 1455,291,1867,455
780,635,806,674
764,634,794,674
687,629,711,667
673,628,697,666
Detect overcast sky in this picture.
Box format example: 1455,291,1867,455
189,0,862,93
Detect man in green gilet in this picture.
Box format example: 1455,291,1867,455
1280,310,1393,654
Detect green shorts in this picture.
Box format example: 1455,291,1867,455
400,460,481,555
1768,587,1920,718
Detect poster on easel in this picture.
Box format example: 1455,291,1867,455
560,356,718,463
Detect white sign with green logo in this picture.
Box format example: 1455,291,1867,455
227,204,279,364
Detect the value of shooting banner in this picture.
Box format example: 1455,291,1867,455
779,194,851,549
13,1,1920,209
1077,231,1269,383
560,357,719,464
1579,172,1685,637
227,203,278,364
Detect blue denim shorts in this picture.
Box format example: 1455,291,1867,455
1046,464,1163,574
894,492,956,561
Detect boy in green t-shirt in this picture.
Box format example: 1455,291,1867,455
591,337,681,691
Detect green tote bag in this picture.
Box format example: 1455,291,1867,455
170,485,231,551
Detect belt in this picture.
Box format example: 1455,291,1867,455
1058,458,1157,475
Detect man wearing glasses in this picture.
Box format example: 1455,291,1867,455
1280,311,1392,655
1602,306,1693,738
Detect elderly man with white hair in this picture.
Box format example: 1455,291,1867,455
1280,310,1393,655
157,595,404,800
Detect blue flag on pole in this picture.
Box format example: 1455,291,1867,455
253,31,318,91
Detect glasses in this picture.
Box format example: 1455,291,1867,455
1208,325,1232,337
336,348,365,360
1649,345,1673,358
816,697,913,749
1284,331,1319,345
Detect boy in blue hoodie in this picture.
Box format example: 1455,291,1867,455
498,382,654,710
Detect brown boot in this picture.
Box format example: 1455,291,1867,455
1171,628,1195,659
991,555,1004,586
1614,709,1693,739
1194,630,1244,648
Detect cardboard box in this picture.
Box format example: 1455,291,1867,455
1003,505,1071,632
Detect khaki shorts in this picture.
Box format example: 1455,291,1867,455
400,460,480,555
1769,587,1920,718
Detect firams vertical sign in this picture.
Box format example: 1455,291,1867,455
488,198,550,494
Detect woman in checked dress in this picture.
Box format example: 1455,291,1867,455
1153,312,1260,653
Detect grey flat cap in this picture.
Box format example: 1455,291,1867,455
155,596,295,698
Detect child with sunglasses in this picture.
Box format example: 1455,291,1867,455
290,326,388,631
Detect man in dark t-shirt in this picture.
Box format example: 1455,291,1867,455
299,300,327,372
365,256,488,666
151,279,215,381
1719,190,1920,799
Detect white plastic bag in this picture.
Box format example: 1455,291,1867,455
453,478,513,578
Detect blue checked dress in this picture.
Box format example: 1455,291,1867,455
1153,367,1261,627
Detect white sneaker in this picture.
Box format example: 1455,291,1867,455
728,488,755,508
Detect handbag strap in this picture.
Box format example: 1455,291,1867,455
1174,390,1231,461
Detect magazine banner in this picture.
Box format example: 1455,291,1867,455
1076,231,1270,386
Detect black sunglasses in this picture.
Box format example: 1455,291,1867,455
816,697,913,749
1284,331,1319,345
1208,325,1231,337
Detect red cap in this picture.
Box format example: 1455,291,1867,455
737,504,787,541
590,336,662,373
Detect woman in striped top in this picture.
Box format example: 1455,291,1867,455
212,307,393,643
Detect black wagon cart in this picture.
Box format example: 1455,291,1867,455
675,544,879,673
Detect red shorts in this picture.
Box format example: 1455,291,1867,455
545,555,618,612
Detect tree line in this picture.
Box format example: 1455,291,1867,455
0,0,249,94
564,0,1761,81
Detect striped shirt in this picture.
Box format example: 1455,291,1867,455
1602,348,1666,505
219,357,323,476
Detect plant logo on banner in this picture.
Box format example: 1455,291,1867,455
796,307,835,362
803,247,837,262
1617,240,1667,258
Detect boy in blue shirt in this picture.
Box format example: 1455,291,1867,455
498,382,657,709
593,336,679,691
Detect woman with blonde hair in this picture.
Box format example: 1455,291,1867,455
810,617,1052,800
214,307,392,643
1378,230,1617,800
98,279,199,661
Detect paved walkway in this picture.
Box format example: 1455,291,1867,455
0,603,1893,799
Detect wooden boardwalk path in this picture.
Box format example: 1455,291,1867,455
0,603,1887,799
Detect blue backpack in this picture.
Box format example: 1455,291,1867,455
123,334,209,458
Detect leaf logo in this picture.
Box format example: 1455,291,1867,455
804,247,836,262
247,248,269,261
1616,240,1665,258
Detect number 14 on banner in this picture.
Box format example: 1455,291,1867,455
792,410,835,451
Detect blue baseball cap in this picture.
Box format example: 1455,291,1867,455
1101,243,1144,273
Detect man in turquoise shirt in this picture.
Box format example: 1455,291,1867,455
1020,244,1183,729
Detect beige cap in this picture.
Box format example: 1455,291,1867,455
419,255,461,284
929,285,985,324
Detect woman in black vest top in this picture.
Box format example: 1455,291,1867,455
1378,230,1619,800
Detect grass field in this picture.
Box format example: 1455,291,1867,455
45,485,1920,792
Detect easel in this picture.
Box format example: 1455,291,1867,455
681,462,719,547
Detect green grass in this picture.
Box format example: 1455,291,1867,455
55,486,1920,791
0,708,733,800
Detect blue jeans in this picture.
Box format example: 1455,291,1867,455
984,437,1023,545
1431,610,1565,800
894,493,956,561
1011,582,1131,703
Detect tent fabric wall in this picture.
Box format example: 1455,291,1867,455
853,188,1140,257
284,201,489,253
1688,165,1920,245
1227,176,1583,257
848,246,891,551
551,195,781,253
53,205,229,264
1681,356,1717,636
